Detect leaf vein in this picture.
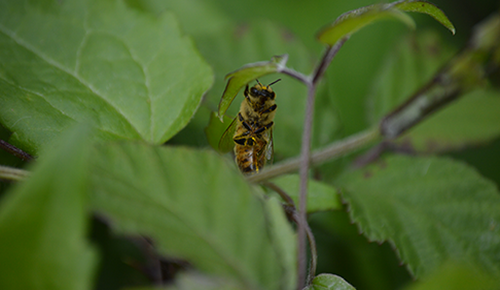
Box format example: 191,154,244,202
0,24,143,137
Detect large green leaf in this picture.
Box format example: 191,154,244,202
304,274,356,290
337,155,500,278
0,0,213,155
0,125,97,290
89,143,296,290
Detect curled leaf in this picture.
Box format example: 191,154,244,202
391,0,456,35
217,55,288,119
317,4,415,46
204,111,235,153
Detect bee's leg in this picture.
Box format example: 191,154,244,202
259,104,277,114
244,84,250,100
254,122,274,134
239,113,253,132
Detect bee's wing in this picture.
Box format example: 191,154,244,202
265,127,274,163
218,116,238,153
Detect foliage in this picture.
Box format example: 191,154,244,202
1,0,499,289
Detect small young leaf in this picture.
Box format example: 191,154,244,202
304,273,356,290
269,174,342,213
205,111,236,153
217,54,288,119
391,0,456,35
0,125,97,290
90,143,296,290
317,4,415,46
337,155,500,278
0,0,213,155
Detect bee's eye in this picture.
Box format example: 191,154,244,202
251,88,259,95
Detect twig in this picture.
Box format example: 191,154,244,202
296,210,317,286
263,182,318,286
297,83,315,289
261,181,296,207
280,67,311,84
296,38,349,289
246,127,380,183
312,37,349,85
0,139,34,161
0,165,30,181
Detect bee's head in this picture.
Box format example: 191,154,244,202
246,79,280,100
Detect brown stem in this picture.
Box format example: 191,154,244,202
246,128,380,183
297,83,315,289
312,37,349,85
264,182,318,287
0,139,34,161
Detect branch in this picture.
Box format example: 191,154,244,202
297,83,315,289
381,13,500,138
0,165,30,181
280,67,311,85
312,37,349,85
264,182,318,286
246,128,380,183
296,37,349,289
0,139,34,161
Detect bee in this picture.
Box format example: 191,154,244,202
219,79,280,174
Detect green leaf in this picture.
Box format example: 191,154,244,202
0,0,213,155
316,3,415,46
0,125,97,290
205,111,236,153
391,0,456,35
217,54,288,119
304,273,356,290
401,89,500,152
403,262,500,290
269,174,342,213
337,155,500,278
130,272,247,290
90,143,296,290
264,196,297,290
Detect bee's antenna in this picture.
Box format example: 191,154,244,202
268,79,281,87
256,79,263,86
